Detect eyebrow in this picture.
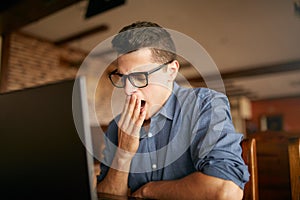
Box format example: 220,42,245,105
116,64,155,75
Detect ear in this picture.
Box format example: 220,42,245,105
167,60,179,81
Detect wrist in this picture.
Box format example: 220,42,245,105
111,148,135,172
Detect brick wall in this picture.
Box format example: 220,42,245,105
1,32,116,126
5,32,83,91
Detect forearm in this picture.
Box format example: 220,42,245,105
134,172,243,200
97,168,128,195
97,150,133,196
97,94,146,195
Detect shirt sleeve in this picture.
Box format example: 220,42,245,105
191,90,250,189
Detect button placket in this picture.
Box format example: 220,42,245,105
146,130,158,180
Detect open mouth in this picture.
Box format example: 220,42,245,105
140,100,146,112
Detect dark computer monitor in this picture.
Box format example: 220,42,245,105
0,77,97,199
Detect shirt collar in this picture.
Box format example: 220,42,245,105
152,82,179,120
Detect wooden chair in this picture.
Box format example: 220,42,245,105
288,138,300,200
241,138,259,200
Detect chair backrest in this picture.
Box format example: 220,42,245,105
288,138,300,200
241,138,259,200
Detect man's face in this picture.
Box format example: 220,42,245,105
116,48,177,120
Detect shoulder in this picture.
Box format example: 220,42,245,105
174,83,229,109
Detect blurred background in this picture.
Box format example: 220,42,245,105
1,1,300,199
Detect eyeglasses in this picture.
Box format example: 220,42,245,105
109,61,172,88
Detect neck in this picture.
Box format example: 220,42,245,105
142,119,151,132
143,119,151,126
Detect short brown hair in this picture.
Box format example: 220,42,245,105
112,21,176,64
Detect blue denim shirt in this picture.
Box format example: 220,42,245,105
98,82,249,192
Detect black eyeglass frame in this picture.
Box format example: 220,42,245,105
109,61,173,88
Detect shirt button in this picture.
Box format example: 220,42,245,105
148,132,153,137
152,164,157,169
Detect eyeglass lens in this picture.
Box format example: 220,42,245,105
110,73,148,88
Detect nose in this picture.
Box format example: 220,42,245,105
124,78,137,96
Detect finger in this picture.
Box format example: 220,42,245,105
118,95,131,128
127,97,143,138
123,94,137,126
132,96,141,122
132,102,147,136
137,107,147,126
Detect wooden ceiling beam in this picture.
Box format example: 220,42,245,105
55,24,109,46
0,0,81,34
187,60,300,83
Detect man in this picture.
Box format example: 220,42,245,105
97,21,249,200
